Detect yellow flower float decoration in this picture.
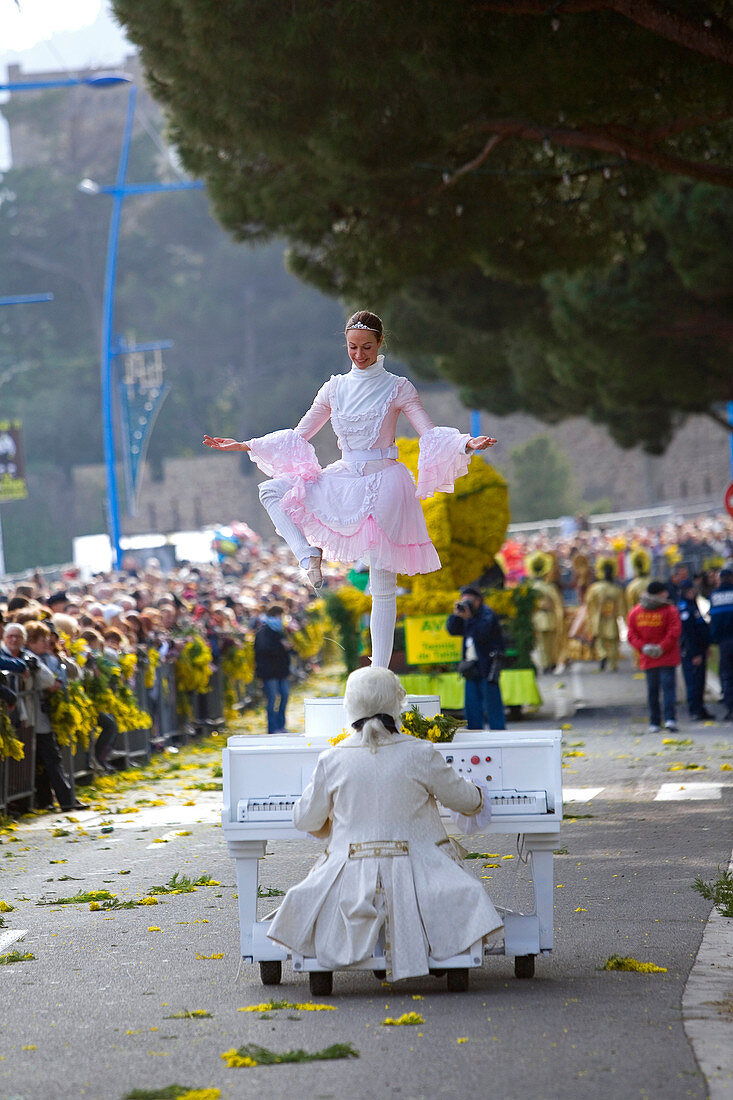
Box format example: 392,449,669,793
220,637,255,723
175,635,214,718
0,706,24,761
396,436,509,597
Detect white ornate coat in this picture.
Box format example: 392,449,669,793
268,732,502,981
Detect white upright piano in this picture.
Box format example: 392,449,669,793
222,696,562,990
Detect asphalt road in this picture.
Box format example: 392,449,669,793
0,662,731,1100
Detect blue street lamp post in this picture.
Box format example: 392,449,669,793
80,83,204,569
0,293,53,307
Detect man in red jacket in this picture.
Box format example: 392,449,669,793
627,581,682,733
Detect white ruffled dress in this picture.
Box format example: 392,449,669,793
246,356,471,575
267,731,502,981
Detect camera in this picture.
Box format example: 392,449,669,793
24,653,39,670
456,600,472,614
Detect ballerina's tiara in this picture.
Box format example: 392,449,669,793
347,321,378,331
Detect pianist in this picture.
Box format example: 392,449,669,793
267,667,502,982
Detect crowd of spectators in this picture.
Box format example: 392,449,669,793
504,512,733,605
1,536,336,659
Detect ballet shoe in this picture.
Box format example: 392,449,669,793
305,551,323,592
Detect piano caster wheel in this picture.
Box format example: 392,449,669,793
373,970,387,981
514,954,535,980
446,968,469,993
309,970,333,996
259,960,282,985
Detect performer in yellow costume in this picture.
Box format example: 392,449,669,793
625,547,652,617
624,546,652,669
526,551,565,673
585,557,625,671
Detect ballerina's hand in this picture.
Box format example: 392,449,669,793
202,435,250,453
467,435,497,451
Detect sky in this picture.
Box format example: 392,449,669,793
0,0,131,75
0,1,132,168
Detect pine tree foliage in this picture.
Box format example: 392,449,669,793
111,0,733,450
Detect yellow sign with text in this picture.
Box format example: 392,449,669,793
404,615,462,666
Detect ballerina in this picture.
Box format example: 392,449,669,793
204,310,496,668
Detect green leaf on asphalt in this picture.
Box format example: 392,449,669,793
37,889,116,906
601,955,667,973
0,951,35,965
225,1042,358,1065
164,1009,213,1019
147,872,217,896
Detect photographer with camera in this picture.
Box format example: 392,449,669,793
24,621,86,812
447,586,507,731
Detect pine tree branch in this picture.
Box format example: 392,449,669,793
433,134,505,193
647,113,733,141
472,0,733,66
476,119,733,187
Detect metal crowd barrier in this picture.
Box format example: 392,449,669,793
3,720,36,813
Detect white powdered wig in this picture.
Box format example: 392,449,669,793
343,666,407,752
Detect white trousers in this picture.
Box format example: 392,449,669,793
258,478,397,668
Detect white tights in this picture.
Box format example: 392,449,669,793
258,478,316,567
368,566,397,668
258,477,397,668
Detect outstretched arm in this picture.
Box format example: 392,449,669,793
399,381,496,450
203,435,250,453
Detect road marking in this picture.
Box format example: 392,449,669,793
654,783,722,801
0,929,28,953
14,800,222,834
563,787,605,802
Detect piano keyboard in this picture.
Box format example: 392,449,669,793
237,788,549,823
238,796,300,822
489,790,548,815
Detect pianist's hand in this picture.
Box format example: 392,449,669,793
308,817,332,841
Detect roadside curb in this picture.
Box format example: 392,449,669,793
682,850,733,1099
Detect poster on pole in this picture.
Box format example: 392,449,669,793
0,420,27,502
